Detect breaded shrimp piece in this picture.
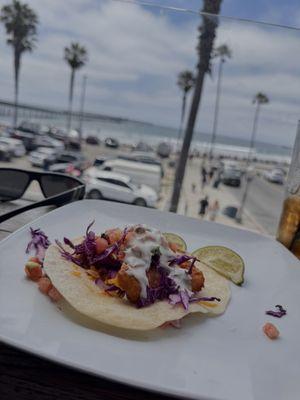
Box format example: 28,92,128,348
191,266,205,292
147,266,161,288
113,264,141,303
178,261,205,292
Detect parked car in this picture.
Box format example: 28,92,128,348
28,147,57,167
134,141,153,152
93,156,111,167
66,131,81,151
221,168,242,187
47,126,67,141
11,130,37,152
105,137,119,148
86,135,100,145
100,158,161,193
84,169,157,207
264,169,285,184
118,152,164,177
44,151,89,171
221,160,241,171
0,137,26,157
17,121,41,134
119,151,160,165
48,163,81,176
246,165,256,181
35,135,64,151
0,144,12,161
157,141,171,158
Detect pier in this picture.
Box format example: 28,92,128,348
0,99,126,123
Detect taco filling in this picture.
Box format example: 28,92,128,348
55,224,214,310
42,223,230,330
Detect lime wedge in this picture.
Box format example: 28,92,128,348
192,246,245,285
163,233,187,252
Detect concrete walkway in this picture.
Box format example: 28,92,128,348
159,158,269,236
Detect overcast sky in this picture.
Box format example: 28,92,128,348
0,0,299,147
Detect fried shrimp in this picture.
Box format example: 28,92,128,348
147,266,161,288
113,264,141,303
191,267,205,292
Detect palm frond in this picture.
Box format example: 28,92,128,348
253,92,269,104
0,0,38,53
64,42,88,70
177,70,195,93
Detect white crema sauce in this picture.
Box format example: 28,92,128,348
124,225,192,298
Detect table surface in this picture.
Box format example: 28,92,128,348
0,202,174,400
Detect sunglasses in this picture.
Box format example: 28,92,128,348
0,168,85,223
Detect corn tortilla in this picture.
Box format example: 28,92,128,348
43,239,231,330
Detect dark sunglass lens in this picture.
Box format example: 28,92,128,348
41,175,80,197
0,170,30,201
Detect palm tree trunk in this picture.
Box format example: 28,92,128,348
236,102,260,222
169,0,222,213
13,50,20,128
169,67,207,212
209,57,223,160
177,92,187,145
67,68,75,133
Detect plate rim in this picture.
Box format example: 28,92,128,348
0,199,298,400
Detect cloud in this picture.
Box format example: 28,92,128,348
0,0,298,147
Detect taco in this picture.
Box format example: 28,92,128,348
43,223,230,330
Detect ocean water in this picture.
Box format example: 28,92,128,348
0,114,292,162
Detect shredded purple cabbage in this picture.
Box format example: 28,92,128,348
63,237,75,249
56,222,127,270
136,266,178,308
95,277,110,290
169,291,190,310
55,240,83,266
26,227,50,261
107,270,118,279
266,304,287,318
95,277,125,296
189,296,221,303
169,255,198,274
170,293,221,309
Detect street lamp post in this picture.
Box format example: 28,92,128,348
236,92,269,222
208,44,231,161
208,57,224,160
78,75,87,144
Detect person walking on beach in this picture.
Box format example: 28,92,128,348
213,168,222,189
209,200,220,221
201,166,207,189
208,167,214,183
199,196,209,218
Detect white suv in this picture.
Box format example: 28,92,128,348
0,137,26,157
84,168,157,207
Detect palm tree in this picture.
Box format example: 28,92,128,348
64,42,88,133
208,44,231,160
236,92,269,222
169,0,222,212
0,0,38,127
177,70,195,143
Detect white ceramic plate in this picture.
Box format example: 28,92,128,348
0,200,299,400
